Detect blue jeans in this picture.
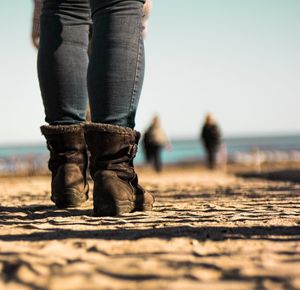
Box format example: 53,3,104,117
38,0,145,128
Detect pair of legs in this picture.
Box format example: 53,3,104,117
38,0,145,128
146,145,162,172
205,147,218,169
38,0,154,215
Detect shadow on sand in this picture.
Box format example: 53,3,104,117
0,203,299,243
0,225,299,242
237,169,300,183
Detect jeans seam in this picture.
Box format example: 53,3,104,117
127,31,142,127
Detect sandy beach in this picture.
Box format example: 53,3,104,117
1,165,300,290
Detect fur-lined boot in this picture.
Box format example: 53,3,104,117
84,123,154,216
41,124,89,208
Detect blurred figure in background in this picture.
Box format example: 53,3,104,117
201,113,222,169
143,115,171,173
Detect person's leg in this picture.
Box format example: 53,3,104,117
147,145,154,165
38,0,91,125
153,146,162,173
145,145,152,164
207,149,216,169
84,0,154,216
88,0,145,128
38,0,91,208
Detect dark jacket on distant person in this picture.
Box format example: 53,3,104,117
201,123,221,151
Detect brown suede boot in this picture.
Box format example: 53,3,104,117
84,123,154,216
41,124,89,208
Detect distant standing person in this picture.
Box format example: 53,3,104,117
201,113,221,169
143,116,171,172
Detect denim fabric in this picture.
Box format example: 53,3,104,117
38,0,145,128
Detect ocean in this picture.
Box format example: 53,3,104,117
157,134,300,164
0,134,300,174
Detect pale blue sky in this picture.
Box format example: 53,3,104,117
0,0,299,144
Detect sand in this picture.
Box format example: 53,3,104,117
0,166,300,290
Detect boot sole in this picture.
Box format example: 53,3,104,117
52,185,89,209
94,200,153,217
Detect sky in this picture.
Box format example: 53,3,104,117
0,0,299,144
